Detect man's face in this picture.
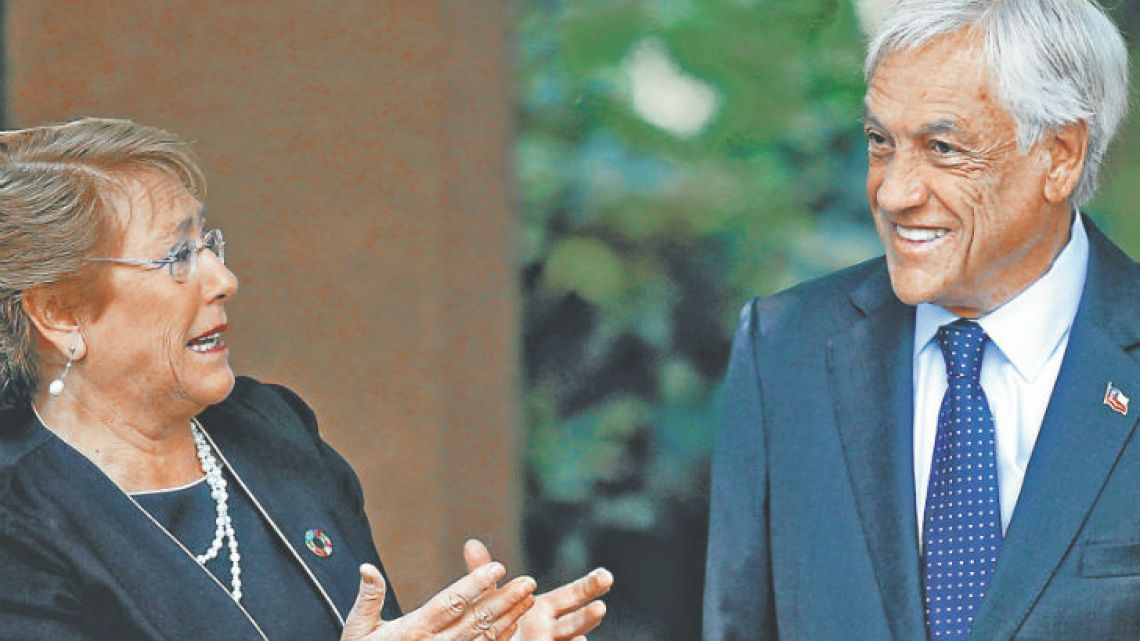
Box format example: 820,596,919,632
863,30,1071,317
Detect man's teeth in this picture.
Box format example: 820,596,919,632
188,333,222,352
895,225,948,242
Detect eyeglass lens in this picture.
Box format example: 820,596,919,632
170,229,225,282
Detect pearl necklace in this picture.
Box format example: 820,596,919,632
30,405,246,604
190,422,243,602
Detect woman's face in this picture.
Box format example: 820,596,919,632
79,172,238,418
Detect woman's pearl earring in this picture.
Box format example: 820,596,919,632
48,343,77,397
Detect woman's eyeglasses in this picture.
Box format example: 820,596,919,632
91,228,225,283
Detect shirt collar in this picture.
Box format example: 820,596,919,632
913,211,1089,382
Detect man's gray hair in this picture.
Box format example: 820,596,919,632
865,0,1129,206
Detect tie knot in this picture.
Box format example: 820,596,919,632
936,320,987,381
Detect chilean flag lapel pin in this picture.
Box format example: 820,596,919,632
1104,382,1130,416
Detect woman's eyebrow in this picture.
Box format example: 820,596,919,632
176,208,207,233
157,208,207,250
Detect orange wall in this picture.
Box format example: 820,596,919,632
7,1,519,606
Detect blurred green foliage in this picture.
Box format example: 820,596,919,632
516,1,1140,639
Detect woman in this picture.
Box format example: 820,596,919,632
0,118,611,640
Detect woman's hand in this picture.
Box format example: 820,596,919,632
463,540,613,641
342,558,536,641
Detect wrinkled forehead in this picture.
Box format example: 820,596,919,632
866,29,989,99
863,29,1015,136
102,168,205,246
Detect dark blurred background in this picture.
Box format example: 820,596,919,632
6,2,1140,640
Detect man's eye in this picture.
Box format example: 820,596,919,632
866,130,887,145
931,140,955,154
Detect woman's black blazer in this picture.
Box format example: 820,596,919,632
0,376,401,639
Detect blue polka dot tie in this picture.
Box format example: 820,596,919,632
921,320,1003,640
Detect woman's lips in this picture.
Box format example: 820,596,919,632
187,324,228,353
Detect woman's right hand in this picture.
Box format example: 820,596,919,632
341,561,536,641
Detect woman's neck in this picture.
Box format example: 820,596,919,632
33,388,205,493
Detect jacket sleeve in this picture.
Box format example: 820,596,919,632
703,299,778,640
0,507,98,641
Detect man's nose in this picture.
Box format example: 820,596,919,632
876,159,929,215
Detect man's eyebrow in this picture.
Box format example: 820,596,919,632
862,108,974,143
861,105,884,129
919,119,960,136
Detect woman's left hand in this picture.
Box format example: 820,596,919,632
463,540,613,641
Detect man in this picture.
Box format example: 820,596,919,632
703,1,1138,639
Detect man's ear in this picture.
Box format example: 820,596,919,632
1043,120,1090,204
19,288,87,362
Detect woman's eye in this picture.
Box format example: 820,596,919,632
866,130,887,145
169,243,194,264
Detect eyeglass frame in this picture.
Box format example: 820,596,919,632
90,228,225,283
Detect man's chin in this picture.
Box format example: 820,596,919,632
888,278,988,317
885,264,945,307
890,285,934,307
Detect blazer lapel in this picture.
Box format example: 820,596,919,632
33,429,269,640
827,265,927,641
970,223,1140,640
204,424,358,626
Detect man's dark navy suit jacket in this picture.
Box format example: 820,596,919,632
704,219,1140,640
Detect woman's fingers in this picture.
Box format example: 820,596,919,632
454,541,538,640
458,542,612,640
341,557,542,641
463,587,534,641
424,574,535,641
551,600,606,640
541,568,613,617
463,538,494,573
419,562,521,632
341,564,387,640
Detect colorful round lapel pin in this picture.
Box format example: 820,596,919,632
305,529,334,558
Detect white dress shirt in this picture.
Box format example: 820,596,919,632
912,213,1088,543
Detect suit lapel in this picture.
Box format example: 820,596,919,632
828,265,927,641
970,223,1140,640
